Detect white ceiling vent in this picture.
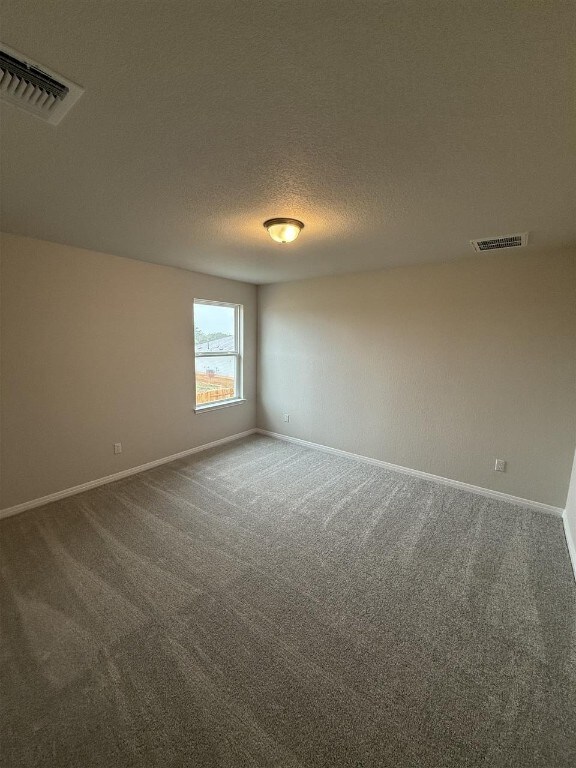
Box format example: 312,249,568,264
470,232,529,252
0,43,83,125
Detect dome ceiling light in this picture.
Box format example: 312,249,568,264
264,218,304,244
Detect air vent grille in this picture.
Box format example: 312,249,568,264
0,43,83,124
470,232,528,252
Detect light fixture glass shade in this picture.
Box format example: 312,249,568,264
264,218,304,243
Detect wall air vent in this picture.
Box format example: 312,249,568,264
470,232,528,252
0,43,83,124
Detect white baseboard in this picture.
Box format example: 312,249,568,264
257,429,564,517
0,429,257,520
1,427,566,525
562,511,576,583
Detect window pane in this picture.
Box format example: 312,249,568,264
194,303,236,352
195,355,236,405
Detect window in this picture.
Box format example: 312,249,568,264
193,300,243,410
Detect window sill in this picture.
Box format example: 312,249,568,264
194,398,246,414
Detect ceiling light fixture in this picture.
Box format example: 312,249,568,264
264,218,304,244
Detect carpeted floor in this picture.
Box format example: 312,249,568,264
1,434,575,767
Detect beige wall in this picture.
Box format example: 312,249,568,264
2,235,575,512
0,233,257,509
258,250,576,508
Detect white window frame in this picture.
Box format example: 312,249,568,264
193,299,244,413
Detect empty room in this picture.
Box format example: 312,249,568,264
1,1,575,766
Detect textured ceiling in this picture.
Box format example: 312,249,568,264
1,1,575,283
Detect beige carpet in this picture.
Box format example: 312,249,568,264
1,434,575,767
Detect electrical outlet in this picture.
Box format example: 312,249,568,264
494,458,506,472
282,414,290,423
114,443,122,455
